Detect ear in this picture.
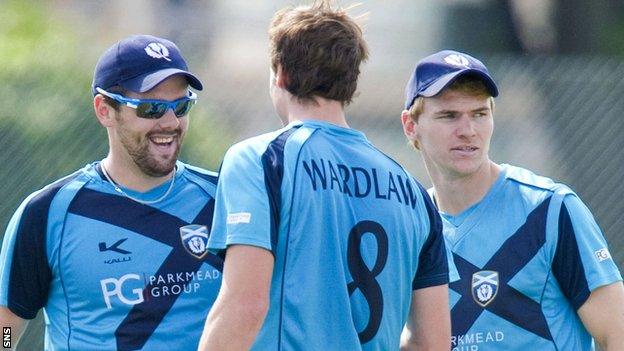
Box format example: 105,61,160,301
401,110,418,139
275,65,288,89
93,94,116,128
401,110,420,149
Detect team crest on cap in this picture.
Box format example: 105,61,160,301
180,224,209,259
472,270,499,307
444,54,470,68
145,42,172,62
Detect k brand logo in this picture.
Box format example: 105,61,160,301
99,238,131,255
100,274,144,309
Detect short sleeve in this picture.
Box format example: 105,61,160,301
412,186,450,290
207,144,273,253
551,194,622,310
0,193,53,319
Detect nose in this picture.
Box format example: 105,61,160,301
456,115,476,138
156,108,180,129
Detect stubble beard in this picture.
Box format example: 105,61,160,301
119,128,183,178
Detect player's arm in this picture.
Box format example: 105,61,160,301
198,244,274,351
401,284,450,350
551,194,624,350
0,307,28,347
0,192,53,347
578,282,624,351
400,184,451,349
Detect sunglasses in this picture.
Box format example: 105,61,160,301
96,87,198,119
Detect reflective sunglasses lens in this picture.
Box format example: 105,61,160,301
173,100,194,117
136,102,168,119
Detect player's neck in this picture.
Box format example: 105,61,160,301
102,153,174,193
286,97,348,128
430,161,500,216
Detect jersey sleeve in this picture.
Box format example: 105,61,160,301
207,143,273,253
551,194,623,310
0,193,53,319
412,186,451,290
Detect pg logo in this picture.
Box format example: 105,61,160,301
595,248,612,262
100,274,144,309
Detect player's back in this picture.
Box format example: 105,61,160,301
250,121,446,350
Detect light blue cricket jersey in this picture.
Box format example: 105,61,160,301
209,120,450,350
0,161,223,351
442,164,622,351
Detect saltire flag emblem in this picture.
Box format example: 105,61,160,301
180,224,209,259
472,270,499,307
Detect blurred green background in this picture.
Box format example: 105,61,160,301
1,0,623,350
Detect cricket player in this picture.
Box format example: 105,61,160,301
0,34,222,350
401,49,624,350
199,2,452,350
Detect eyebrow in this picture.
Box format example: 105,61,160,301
434,106,490,115
471,107,491,113
434,110,456,115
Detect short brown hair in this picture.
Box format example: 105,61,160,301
269,0,368,105
407,75,495,122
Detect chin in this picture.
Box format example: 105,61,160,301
449,161,485,177
156,157,178,173
138,154,178,177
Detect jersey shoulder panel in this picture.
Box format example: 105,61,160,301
503,164,574,196
208,124,303,253
0,168,88,319
179,162,219,197
230,125,298,159
182,162,218,185
503,164,558,190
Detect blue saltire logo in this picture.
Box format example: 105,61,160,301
180,224,209,259
472,270,499,307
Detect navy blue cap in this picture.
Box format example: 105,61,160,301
404,50,498,110
92,34,203,95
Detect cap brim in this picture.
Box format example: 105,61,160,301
120,68,204,92
420,69,498,98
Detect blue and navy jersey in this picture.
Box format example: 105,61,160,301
208,120,449,351
0,161,223,351
442,164,622,351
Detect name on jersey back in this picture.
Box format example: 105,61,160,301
302,158,418,209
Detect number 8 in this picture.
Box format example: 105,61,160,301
346,220,389,344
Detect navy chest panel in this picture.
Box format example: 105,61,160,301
450,196,553,341
67,188,223,350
